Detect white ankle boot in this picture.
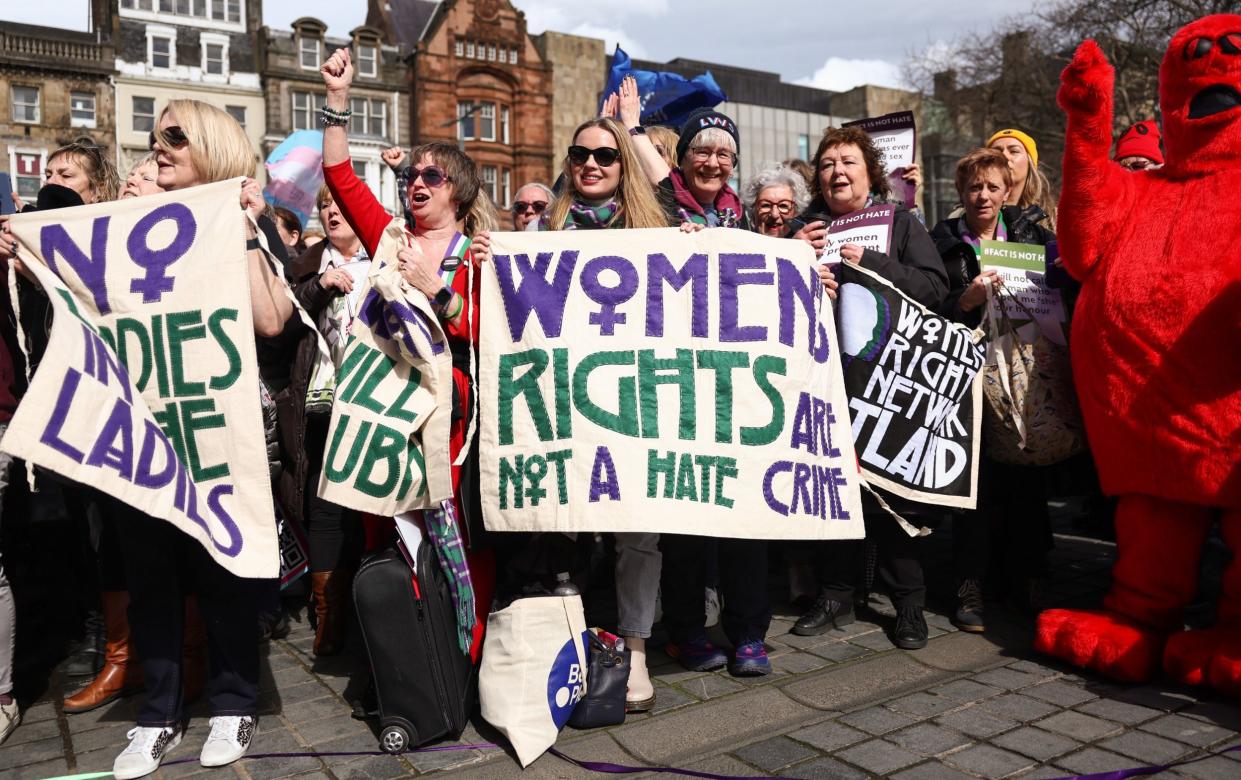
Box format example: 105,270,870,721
625,636,655,712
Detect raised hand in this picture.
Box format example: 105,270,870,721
240,178,265,238
1058,40,1113,116
618,75,642,129
381,147,407,170
321,47,354,101
600,92,619,120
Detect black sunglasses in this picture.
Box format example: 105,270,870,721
408,165,452,188
512,200,548,214
568,145,620,167
149,125,189,151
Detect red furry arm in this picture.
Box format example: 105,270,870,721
1057,40,1135,281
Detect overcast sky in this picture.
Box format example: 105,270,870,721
4,0,1039,91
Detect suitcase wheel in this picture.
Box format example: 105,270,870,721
380,724,410,754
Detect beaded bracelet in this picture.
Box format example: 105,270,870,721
319,106,352,127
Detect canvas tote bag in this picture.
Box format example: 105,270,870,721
478,595,589,767
981,287,1085,465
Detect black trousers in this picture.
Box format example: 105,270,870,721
119,507,261,726
660,535,770,645
952,460,1052,587
816,511,925,607
304,415,358,573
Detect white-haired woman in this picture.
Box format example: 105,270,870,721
746,165,811,237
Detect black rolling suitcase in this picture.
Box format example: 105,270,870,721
353,541,475,753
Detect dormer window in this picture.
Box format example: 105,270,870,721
300,36,321,70
356,43,377,77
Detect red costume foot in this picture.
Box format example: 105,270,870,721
1164,627,1241,696
1035,609,1166,682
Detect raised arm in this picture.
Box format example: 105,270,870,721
321,48,353,170
617,76,671,184
1056,40,1136,281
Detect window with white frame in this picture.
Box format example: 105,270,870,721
509,46,518,64
352,160,368,179
349,97,387,138
487,44,496,62
133,96,156,132
201,35,228,76
122,0,240,22
147,26,176,69
500,106,510,145
225,105,246,127
356,43,377,77
476,42,486,60
457,102,475,141
70,91,97,128
11,150,45,199
479,103,495,141
292,91,326,131
482,165,497,201
300,36,321,70
501,168,511,208
10,86,40,124
454,38,464,57
465,41,474,58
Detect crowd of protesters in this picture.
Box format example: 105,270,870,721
0,43,1170,778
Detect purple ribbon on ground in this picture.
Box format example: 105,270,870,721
1046,744,1241,780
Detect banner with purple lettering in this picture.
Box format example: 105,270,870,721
479,228,865,539
1,179,278,578
836,262,985,509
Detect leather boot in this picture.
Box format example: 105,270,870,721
624,637,655,713
311,571,348,657
182,597,207,705
63,592,142,713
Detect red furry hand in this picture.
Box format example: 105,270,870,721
1058,40,1114,116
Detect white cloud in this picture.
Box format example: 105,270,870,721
794,57,908,92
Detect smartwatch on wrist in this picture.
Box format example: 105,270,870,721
628,125,646,136
432,285,454,311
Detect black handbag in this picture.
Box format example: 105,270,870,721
567,630,629,729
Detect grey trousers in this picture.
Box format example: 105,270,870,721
614,532,661,638
0,423,14,696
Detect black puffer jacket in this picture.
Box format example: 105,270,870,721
929,204,1055,327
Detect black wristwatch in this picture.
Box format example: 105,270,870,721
432,285,454,310
628,125,646,136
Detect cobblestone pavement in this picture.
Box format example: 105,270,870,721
3,513,1239,779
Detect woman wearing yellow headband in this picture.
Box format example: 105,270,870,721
987,129,1058,229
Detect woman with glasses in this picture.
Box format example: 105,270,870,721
107,99,294,779
511,182,553,230
746,165,811,237
790,125,949,653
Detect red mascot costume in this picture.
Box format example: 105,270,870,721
1035,15,1241,694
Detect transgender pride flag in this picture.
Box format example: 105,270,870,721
264,130,324,227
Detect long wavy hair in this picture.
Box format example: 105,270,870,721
544,118,669,230
1018,161,1057,230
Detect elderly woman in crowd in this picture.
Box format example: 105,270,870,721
930,147,1056,631
987,128,1057,229
609,77,774,677
746,164,811,237
792,126,948,651
105,99,293,779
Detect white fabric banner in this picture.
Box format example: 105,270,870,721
1,180,278,577
480,227,865,540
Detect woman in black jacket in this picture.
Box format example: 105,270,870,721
789,126,949,651
930,147,1056,634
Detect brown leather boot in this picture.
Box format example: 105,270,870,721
311,571,348,657
182,597,207,704
63,592,143,713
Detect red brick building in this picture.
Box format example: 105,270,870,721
372,0,554,209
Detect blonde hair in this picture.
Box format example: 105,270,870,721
545,117,669,231
646,126,679,170
1018,162,1057,230
127,151,159,175
156,99,256,183
47,141,120,203
466,189,500,235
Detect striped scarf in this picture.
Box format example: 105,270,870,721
422,499,475,655
562,199,620,229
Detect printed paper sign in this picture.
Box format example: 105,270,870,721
1,180,278,577
480,228,865,539
836,262,985,508
844,111,917,207
822,205,895,267
980,240,1066,345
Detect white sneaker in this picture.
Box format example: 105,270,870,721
704,587,721,628
113,725,182,780
200,715,255,767
0,699,20,745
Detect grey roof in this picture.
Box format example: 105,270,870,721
386,0,441,49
